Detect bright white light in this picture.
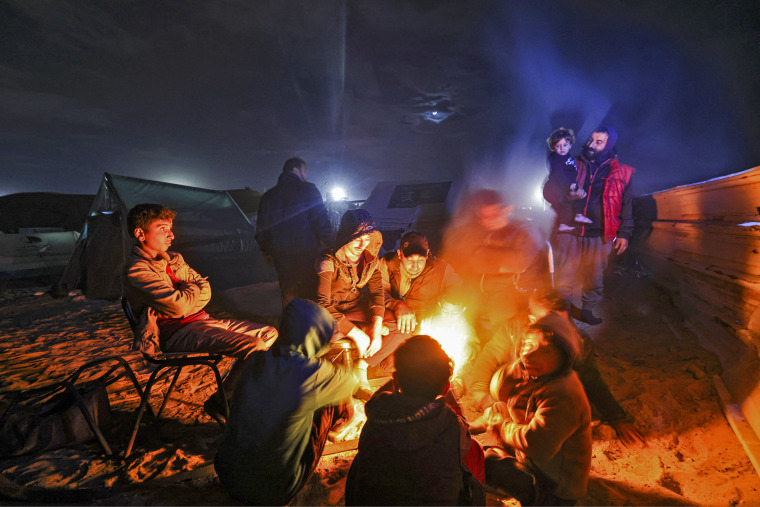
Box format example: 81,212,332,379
432,110,438,116
330,186,347,201
535,183,545,205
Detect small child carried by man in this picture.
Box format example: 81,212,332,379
543,127,592,232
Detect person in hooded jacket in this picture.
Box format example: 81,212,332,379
255,157,333,307
482,313,592,505
466,288,647,448
214,299,357,506
316,209,388,393
553,126,635,325
345,335,485,506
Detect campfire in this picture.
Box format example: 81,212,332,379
418,304,475,378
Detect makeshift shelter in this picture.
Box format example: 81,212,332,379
360,180,460,254
0,192,93,233
0,230,80,280
59,173,275,299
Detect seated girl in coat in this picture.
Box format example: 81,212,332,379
483,313,592,505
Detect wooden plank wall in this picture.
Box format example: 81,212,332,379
633,166,760,436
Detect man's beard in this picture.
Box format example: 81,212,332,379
583,145,598,161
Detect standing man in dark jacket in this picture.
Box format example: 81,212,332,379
255,157,334,307
214,299,357,505
554,126,635,325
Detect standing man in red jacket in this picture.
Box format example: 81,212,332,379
553,126,635,325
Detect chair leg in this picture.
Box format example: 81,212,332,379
209,362,228,420
125,367,164,458
157,367,183,418
220,358,236,382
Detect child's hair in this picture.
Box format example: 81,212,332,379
546,127,575,150
529,288,568,314
394,335,453,400
127,203,177,238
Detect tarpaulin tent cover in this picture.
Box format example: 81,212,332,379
0,231,80,279
59,173,275,299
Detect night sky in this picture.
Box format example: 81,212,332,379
2,0,759,205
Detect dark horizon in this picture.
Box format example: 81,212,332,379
2,0,758,204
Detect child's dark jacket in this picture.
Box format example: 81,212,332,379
346,390,469,505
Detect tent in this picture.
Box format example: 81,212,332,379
360,180,461,254
59,173,275,299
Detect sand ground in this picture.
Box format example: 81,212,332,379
0,272,758,506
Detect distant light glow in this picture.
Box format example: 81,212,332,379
535,183,545,205
423,109,452,123
330,186,347,201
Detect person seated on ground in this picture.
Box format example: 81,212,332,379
345,335,485,506
441,189,541,349
380,231,461,333
467,288,647,448
214,299,357,506
316,209,389,394
482,314,591,506
122,203,278,421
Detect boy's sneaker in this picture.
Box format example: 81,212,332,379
557,223,575,232
574,213,593,224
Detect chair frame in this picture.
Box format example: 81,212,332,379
120,297,229,458
1,356,143,456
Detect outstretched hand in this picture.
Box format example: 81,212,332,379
394,302,417,334
365,317,384,357
612,421,647,448
366,336,382,357
346,326,371,357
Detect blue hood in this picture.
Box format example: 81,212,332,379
273,298,335,358
597,125,618,164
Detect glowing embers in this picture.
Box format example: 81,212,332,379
418,304,475,377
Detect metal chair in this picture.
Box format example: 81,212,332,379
0,356,143,456
120,297,229,458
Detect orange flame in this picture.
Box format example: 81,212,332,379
418,305,475,377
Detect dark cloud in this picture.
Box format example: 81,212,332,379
0,0,758,202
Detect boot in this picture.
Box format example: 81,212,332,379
581,309,603,325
